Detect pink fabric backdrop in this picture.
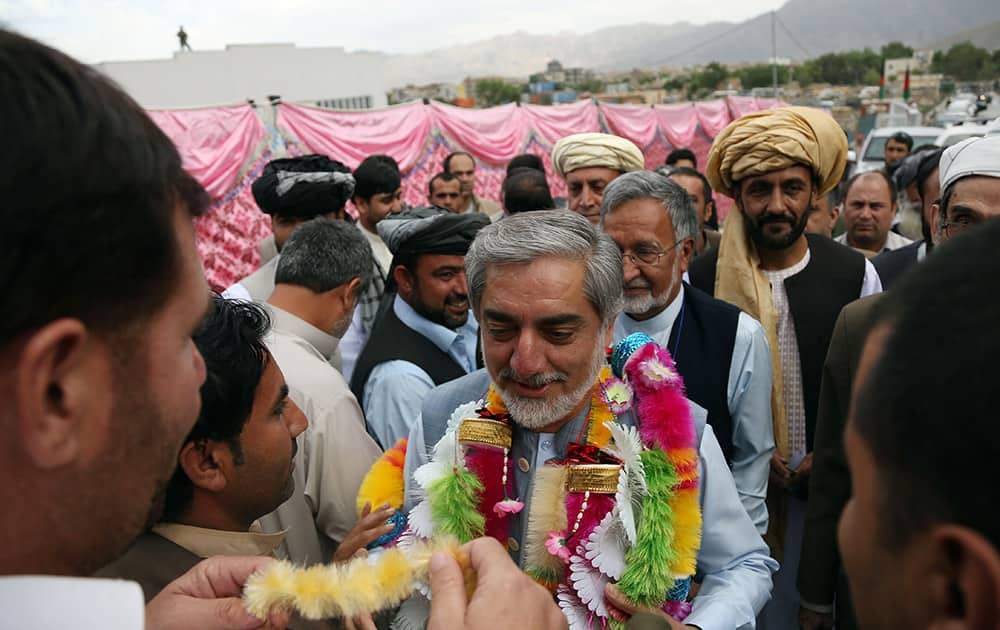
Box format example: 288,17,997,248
153,97,785,289
149,105,272,290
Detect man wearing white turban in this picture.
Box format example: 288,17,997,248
687,106,882,629
551,132,645,224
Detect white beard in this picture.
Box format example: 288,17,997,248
495,335,606,431
623,255,680,317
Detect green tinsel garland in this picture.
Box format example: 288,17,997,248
615,449,679,607
427,467,485,543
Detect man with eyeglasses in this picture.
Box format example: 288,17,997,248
798,133,1000,630
602,171,775,535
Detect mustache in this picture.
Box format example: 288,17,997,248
625,279,651,290
445,293,468,307
497,368,569,387
290,437,298,459
758,213,796,225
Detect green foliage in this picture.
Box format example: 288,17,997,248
692,61,730,91
736,64,791,89
796,47,882,86
931,42,998,81
880,41,914,59
570,78,605,94
475,78,522,106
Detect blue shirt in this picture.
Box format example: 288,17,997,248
405,369,778,630
362,294,478,449
615,285,776,534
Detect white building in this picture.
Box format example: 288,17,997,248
95,43,390,110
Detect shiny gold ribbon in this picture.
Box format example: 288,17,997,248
566,464,622,494
458,418,512,449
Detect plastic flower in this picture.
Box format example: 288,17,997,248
545,531,572,563
638,357,678,386
599,376,633,414
493,498,525,517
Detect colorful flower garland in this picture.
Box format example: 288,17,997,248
411,334,702,628
251,335,704,627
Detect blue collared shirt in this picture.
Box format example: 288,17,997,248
614,284,776,535
362,294,478,448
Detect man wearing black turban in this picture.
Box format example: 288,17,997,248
225,155,355,303
350,207,490,449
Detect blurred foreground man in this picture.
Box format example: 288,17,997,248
840,219,1000,630
0,28,286,629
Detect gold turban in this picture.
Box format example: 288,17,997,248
706,106,848,198
551,132,645,178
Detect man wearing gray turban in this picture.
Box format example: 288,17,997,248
351,207,490,449
551,132,645,224
225,155,356,303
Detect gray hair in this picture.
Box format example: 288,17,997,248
599,170,699,242
275,218,373,294
465,210,623,324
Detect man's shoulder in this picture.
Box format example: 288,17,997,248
841,293,883,329
872,240,921,288
268,332,352,399
684,282,741,317
419,370,492,445
237,256,279,301
805,232,866,266
94,531,198,602
687,245,720,292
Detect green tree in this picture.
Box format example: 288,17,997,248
737,63,790,89
931,42,995,81
475,79,522,106
692,62,730,91
880,41,914,59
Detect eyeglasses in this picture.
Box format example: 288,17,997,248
621,240,685,266
942,216,979,235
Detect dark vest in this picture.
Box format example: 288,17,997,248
666,283,739,464
688,233,866,450
872,239,921,290
350,304,469,409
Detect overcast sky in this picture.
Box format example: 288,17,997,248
5,0,786,63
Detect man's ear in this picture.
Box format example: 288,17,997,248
925,525,1000,629
704,200,716,225
931,202,943,244
14,319,110,469
603,315,616,351
177,440,227,493
394,265,414,299
678,238,696,275
342,278,362,309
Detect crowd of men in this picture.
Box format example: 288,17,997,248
4,27,1000,630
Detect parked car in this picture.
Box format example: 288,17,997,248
854,126,945,174
986,118,1000,137
935,124,990,147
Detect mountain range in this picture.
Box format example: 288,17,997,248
381,0,1000,84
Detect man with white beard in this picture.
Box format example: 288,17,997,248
601,171,775,534
396,211,775,629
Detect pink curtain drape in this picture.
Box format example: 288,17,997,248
156,98,786,288
150,104,272,290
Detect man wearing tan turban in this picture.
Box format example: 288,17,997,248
552,132,645,224
687,106,882,630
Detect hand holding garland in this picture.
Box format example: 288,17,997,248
429,537,568,630
604,584,700,630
